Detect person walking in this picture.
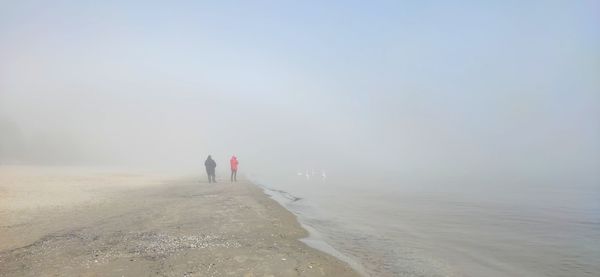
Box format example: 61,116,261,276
230,155,239,182
204,155,217,183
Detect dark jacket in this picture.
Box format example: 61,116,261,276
205,157,216,172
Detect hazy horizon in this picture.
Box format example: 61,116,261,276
1,1,599,187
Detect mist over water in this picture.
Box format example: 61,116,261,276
257,172,600,276
1,1,599,276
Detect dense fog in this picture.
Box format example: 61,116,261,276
1,1,599,188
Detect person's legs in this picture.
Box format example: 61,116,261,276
208,169,215,183
233,170,237,181
231,170,234,182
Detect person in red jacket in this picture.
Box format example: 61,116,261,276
230,155,239,182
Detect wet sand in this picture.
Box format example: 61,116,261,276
0,166,358,276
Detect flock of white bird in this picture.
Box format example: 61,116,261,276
297,170,327,181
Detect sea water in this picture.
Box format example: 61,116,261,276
258,176,600,277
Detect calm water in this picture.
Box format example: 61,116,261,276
259,176,600,277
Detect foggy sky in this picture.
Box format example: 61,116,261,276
1,1,599,186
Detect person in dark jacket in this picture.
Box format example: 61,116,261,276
204,155,217,183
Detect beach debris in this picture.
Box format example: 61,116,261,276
262,187,303,202
111,232,242,260
2,230,242,267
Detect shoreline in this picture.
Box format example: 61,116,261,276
0,166,359,276
259,184,368,276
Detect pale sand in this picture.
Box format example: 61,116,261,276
0,166,359,276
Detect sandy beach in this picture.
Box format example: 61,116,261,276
0,166,358,276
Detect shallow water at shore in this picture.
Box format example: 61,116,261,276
259,177,600,277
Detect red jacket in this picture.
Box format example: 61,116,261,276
230,156,239,170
